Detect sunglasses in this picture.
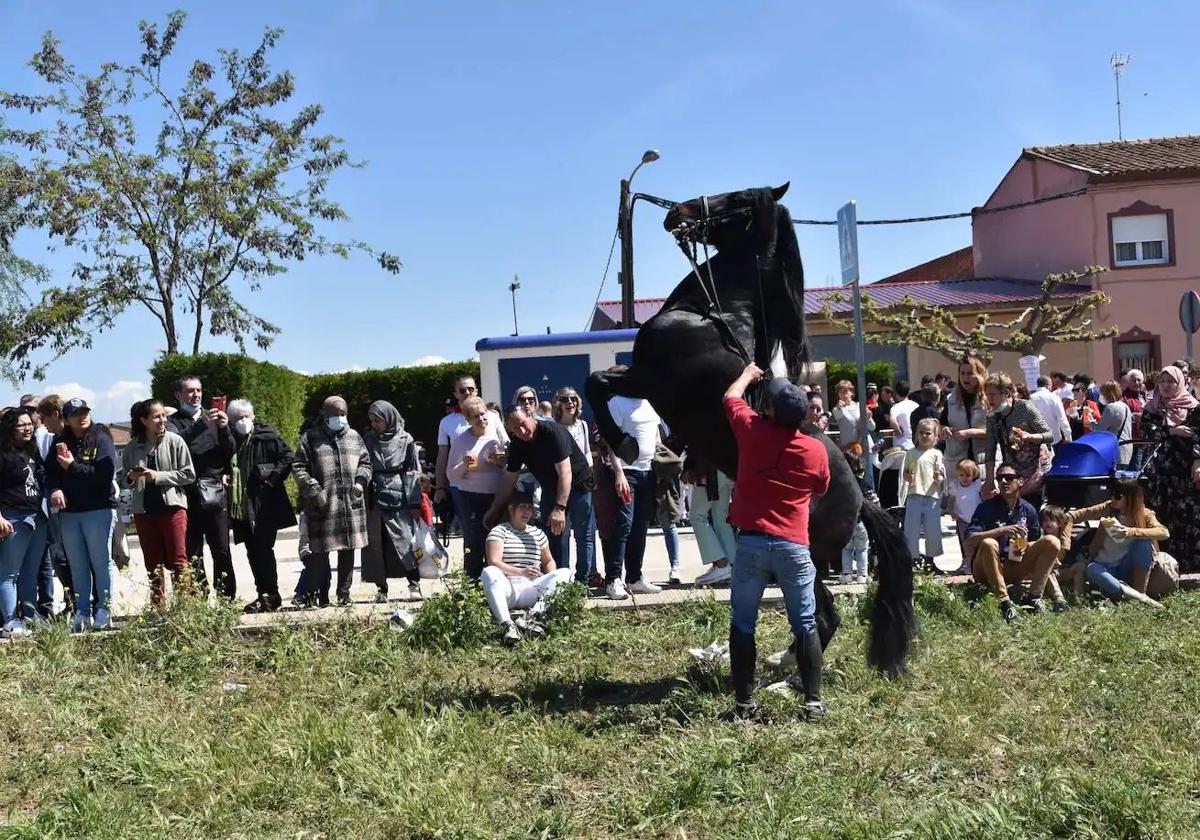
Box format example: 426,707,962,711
996,474,1019,483
519,395,537,403
456,386,477,396
557,395,579,403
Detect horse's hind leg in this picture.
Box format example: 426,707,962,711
584,367,650,464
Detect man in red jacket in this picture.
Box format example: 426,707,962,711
724,363,831,720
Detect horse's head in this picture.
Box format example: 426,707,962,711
664,183,808,371
664,183,790,253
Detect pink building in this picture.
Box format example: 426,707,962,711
973,136,1200,378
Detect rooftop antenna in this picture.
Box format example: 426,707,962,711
1110,52,1132,140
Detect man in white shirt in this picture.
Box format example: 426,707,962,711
1030,376,1072,447
605,395,664,599
888,380,918,450
1050,371,1074,402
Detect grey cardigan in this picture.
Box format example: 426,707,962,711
119,431,196,514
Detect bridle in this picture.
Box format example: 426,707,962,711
665,193,764,366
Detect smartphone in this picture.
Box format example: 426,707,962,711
211,395,227,413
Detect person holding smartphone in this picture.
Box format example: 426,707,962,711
166,375,235,597
44,398,117,632
122,399,196,607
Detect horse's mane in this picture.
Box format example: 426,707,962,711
753,190,808,367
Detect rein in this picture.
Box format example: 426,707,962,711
668,195,770,368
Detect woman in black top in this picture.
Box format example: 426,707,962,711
0,409,48,637
45,398,117,632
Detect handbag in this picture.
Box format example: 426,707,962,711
411,520,450,579
196,476,228,512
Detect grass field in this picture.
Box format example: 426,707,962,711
3,580,1200,839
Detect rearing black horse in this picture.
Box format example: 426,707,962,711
585,183,915,677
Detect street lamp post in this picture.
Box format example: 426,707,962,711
618,149,660,328
509,274,521,335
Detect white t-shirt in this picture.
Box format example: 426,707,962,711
607,396,659,472
946,479,983,523
486,522,548,573
438,410,508,488
890,398,918,449
1029,387,1070,445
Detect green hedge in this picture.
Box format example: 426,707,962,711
823,359,898,393
302,360,480,449
150,353,308,443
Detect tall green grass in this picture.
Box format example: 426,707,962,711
2,584,1199,838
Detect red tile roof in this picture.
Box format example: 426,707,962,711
590,276,1090,328
1024,135,1200,180
874,246,974,284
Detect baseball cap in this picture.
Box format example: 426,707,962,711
765,377,807,428
63,398,91,418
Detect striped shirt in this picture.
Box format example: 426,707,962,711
485,522,548,572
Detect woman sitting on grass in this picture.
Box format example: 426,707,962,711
481,489,573,645
1060,479,1169,609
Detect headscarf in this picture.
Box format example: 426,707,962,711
321,395,348,417
765,377,807,428
365,400,412,462
1143,366,1198,427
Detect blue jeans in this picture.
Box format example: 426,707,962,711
59,509,115,618
610,468,654,584
1087,539,1154,599
546,488,596,583
0,510,48,626
662,522,679,569
731,534,817,637
841,520,869,577
903,494,943,558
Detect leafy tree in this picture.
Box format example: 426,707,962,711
817,268,1117,364
0,11,400,380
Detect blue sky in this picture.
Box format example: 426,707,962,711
2,0,1199,418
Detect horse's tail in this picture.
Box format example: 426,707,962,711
859,499,917,678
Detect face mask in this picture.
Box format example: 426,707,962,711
326,416,347,432
234,418,254,436
995,401,1011,414
177,402,198,416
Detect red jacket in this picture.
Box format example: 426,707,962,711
724,396,830,545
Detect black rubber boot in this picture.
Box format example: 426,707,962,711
796,630,826,720
728,626,757,706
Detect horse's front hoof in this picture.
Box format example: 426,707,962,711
615,435,640,464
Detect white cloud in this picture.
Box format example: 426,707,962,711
408,355,449,367
328,364,366,374
43,382,97,404
40,379,150,422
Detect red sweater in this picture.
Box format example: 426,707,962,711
724,396,830,545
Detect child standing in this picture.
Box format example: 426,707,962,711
945,458,983,574
900,418,945,565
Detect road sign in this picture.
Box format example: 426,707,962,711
1180,290,1200,361
837,201,859,285
1180,291,1200,334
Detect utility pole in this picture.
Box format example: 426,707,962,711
1110,52,1132,140
509,274,521,335
617,150,660,328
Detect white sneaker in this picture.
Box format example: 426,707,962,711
694,564,732,587
93,608,112,631
837,573,854,585
500,621,522,646
605,580,629,600
407,581,423,601
2,620,32,639
628,578,661,595
668,568,682,585
855,575,869,585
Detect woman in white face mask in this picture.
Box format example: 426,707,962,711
291,395,373,607
226,399,296,613
982,372,1053,501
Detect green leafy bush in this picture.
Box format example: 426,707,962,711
822,358,898,392
403,573,495,651
150,352,308,443
541,581,588,628
302,360,479,449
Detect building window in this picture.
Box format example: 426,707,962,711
1112,326,1161,378
1108,202,1174,269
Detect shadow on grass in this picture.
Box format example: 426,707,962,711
390,664,730,731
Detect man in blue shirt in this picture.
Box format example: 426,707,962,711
965,466,1060,622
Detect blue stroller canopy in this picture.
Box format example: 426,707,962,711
1047,432,1118,477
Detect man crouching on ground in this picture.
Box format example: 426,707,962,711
724,363,831,720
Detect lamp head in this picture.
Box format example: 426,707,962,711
641,149,660,164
